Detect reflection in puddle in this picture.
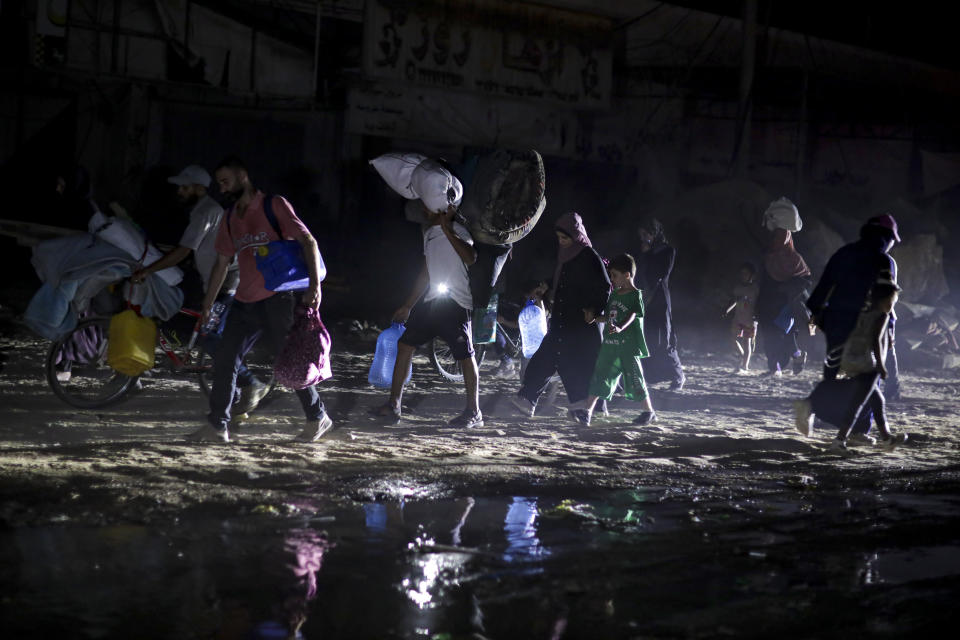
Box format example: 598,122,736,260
871,546,960,585
1,489,957,638
503,497,547,563
363,502,387,533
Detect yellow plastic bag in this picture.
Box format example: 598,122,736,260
107,310,156,376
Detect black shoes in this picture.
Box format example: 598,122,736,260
633,411,657,426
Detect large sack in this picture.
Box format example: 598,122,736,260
763,197,802,232
88,211,183,285
369,152,427,200
410,158,463,213
459,149,546,246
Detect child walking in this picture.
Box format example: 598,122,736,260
576,254,655,426
794,271,908,453
724,262,759,373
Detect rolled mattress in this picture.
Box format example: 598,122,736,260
459,149,546,247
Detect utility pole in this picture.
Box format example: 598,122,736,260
734,0,757,178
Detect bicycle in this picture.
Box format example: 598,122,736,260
46,306,276,409
430,319,523,383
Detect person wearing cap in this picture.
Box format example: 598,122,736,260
805,214,900,383
795,270,908,454
131,165,266,417
133,164,238,295
375,160,484,429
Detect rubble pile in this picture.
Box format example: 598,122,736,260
897,301,960,369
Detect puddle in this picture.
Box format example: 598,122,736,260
868,546,960,585
0,489,958,638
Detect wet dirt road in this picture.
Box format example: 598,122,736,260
0,327,958,638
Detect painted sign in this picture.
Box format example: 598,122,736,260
363,0,612,109
347,80,576,154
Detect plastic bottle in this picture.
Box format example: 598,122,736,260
518,300,547,358
203,301,227,334
368,323,412,388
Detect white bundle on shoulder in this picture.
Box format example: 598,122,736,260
369,152,427,200
88,210,183,286
369,153,463,214
763,197,803,232
410,158,462,213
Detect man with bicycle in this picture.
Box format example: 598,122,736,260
188,156,332,443
131,164,267,417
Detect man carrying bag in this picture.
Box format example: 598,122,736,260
188,156,333,444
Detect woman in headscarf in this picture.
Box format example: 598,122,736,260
636,216,685,390
756,199,813,377
511,212,610,418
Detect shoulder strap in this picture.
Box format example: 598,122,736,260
263,195,283,238
224,195,283,239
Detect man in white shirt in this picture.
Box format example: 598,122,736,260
133,164,266,415
377,165,483,428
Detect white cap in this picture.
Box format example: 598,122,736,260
168,164,211,188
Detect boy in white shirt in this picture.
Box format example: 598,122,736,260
377,167,482,428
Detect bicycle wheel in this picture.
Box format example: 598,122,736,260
196,340,277,400
430,338,487,383
46,316,137,409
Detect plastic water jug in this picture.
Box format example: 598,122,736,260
106,310,156,376
368,323,412,388
472,293,498,344
518,300,547,358
203,301,227,335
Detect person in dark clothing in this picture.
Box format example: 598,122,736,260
806,215,900,382
511,212,610,417
756,227,813,376
795,271,908,454
635,217,685,389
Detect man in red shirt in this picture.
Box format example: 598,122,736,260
187,156,332,443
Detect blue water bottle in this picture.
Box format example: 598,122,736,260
368,323,412,388
518,300,547,358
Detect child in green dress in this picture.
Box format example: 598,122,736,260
574,254,655,426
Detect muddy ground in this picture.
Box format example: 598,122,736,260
1,321,958,528
3,320,960,638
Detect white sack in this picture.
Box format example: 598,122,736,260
410,158,463,213
88,211,183,285
369,152,427,200
763,197,803,232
